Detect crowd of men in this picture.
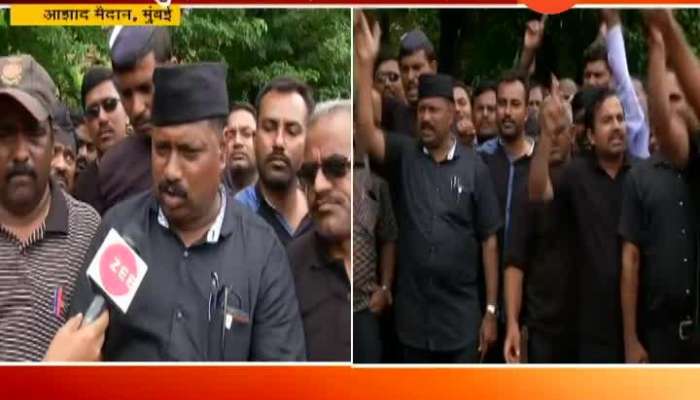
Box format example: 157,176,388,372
354,9,700,363
0,25,350,362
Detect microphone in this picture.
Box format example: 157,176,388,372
84,228,149,318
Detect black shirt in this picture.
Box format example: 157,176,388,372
74,160,105,215
381,97,416,137
235,184,314,247
557,154,636,356
98,134,152,214
385,133,502,352
69,190,306,361
506,167,575,335
287,229,350,361
619,155,697,327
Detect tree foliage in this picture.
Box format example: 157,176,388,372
0,9,350,110
368,9,700,87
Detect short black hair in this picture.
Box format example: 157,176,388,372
497,69,529,103
583,41,609,70
229,101,256,120
584,88,620,133
255,77,315,118
81,66,114,110
70,108,84,127
473,80,497,99
112,27,172,73
399,46,437,64
206,117,227,136
374,49,398,74
453,80,470,95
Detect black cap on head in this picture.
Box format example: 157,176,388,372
81,66,113,110
110,26,171,72
51,103,77,154
399,29,434,57
418,73,454,102
152,63,230,127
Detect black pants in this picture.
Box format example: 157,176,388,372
402,342,479,363
353,309,383,363
642,322,700,363
527,327,576,363
578,338,624,363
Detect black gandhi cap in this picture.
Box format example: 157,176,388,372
151,63,230,127
418,73,454,102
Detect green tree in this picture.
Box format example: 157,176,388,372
0,8,350,110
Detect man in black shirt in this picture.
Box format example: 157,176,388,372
504,85,576,363
619,24,700,363
74,67,129,214
65,63,306,361
356,14,502,362
288,100,352,361
98,27,171,213
531,87,634,362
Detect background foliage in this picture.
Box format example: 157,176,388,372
0,9,351,110
367,9,700,88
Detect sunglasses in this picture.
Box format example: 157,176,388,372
375,71,400,84
85,97,120,120
298,155,351,188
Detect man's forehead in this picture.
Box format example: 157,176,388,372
86,79,119,102
154,121,214,142
400,49,429,66
306,113,350,157
259,91,308,122
378,59,399,71
228,109,256,125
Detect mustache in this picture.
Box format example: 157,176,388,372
265,152,291,167
313,191,346,212
157,180,188,199
6,163,37,181
420,122,434,131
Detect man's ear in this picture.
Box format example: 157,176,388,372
430,60,437,73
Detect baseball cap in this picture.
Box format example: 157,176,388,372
0,55,59,122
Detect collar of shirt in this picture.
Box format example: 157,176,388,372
588,152,634,175
157,185,227,244
254,183,307,236
422,137,458,162
498,136,534,162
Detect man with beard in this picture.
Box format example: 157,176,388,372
75,67,129,214
288,100,352,361
0,55,102,361
531,88,635,362
473,81,498,145
504,83,577,363
49,104,79,194
453,81,476,147
236,77,314,246
223,102,257,194
477,69,534,363
381,29,437,136
97,26,171,213
355,13,501,363
71,110,96,176
62,63,306,361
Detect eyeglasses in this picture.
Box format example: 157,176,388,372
298,154,351,188
85,97,120,120
375,71,400,84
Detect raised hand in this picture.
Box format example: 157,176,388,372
523,15,547,50
354,11,382,72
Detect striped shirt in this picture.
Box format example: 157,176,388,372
0,181,100,361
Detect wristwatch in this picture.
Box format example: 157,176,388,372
486,304,498,317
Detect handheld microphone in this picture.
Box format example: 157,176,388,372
81,295,106,327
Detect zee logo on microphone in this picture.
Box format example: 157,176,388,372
86,229,148,313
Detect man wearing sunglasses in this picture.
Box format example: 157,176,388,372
374,54,405,104
63,63,306,362
356,13,502,363
74,67,129,215
235,77,314,246
288,99,352,361
97,27,172,214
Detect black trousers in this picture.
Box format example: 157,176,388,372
353,309,383,363
402,342,479,363
642,322,700,363
577,338,624,363
527,327,576,363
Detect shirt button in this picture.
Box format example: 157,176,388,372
682,228,687,235
679,201,685,207
683,258,688,263
686,289,691,296
176,310,183,320
184,250,189,258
